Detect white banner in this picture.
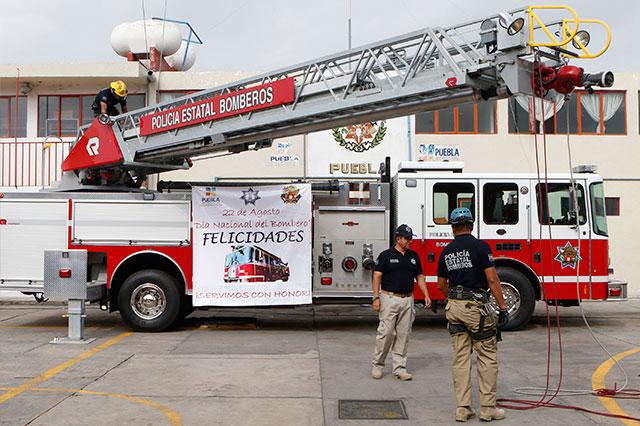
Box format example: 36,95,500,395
192,184,312,306
305,116,411,178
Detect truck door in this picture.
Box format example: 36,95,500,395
479,179,531,264
530,179,592,300
423,179,478,298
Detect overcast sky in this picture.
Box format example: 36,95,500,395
1,0,636,74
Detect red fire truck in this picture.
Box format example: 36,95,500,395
0,6,618,331
224,245,290,283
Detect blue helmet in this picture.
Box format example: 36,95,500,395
449,207,474,225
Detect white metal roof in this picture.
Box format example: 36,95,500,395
396,161,601,180
396,171,602,180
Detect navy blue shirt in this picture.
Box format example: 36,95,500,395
374,247,423,294
91,88,127,116
437,234,495,290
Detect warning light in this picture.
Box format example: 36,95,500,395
608,287,622,297
59,269,72,278
320,277,332,285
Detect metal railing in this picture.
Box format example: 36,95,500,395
0,140,72,187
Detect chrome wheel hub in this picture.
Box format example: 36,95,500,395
488,282,521,316
130,283,166,320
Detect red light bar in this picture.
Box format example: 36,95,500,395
59,269,72,278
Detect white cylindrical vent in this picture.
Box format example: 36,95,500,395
110,20,182,57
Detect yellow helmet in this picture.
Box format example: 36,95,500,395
110,80,128,98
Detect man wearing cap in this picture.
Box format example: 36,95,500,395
436,208,509,422
371,224,431,381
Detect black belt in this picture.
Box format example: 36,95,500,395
447,286,497,342
381,289,412,298
447,286,489,303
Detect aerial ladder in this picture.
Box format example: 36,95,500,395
58,5,613,190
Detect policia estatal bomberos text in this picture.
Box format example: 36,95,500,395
370,224,431,381
436,208,509,422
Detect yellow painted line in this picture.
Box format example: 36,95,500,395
0,331,132,405
592,347,640,426
0,387,181,426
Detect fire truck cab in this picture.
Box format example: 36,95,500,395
393,162,609,329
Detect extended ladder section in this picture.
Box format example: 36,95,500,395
61,5,612,188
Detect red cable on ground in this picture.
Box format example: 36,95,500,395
593,386,640,399
497,397,640,421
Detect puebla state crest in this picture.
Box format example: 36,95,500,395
332,121,387,152
281,185,302,204
554,242,582,269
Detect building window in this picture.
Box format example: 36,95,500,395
605,197,620,216
433,182,475,224
0,96,27,138
415,101,496,134
509,90,626,135
38,94,145,137
483,183,519,225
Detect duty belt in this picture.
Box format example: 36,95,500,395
447,285,500,342
381,289,412,298
447,286,489,303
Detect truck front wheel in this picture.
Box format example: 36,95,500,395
118,269,181,332
492,267,536,331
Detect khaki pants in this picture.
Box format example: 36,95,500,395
372,292,415,374
445,299,498,409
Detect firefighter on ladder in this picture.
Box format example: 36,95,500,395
437,208,509,422
92,81,129,123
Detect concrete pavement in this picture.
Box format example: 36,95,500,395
0,299,638,425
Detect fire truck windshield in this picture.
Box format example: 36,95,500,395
590,182,608,236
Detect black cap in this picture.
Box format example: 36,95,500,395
395,224,416,238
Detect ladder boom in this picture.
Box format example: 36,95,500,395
60,6,612,189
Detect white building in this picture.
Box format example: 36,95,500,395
0,63,637,296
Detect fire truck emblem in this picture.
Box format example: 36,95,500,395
86,137,99,156
554,242,582,269
240,188,261,205
281,185,301,204
332,121,387,152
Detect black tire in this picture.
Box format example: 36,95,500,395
118,269,181,332
495,267,536,331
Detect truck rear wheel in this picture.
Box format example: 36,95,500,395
493,267,536,331
118,269,181,332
